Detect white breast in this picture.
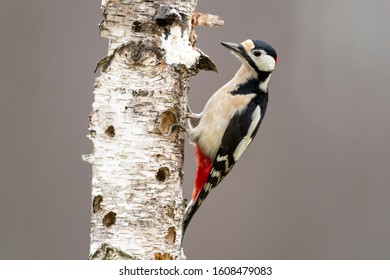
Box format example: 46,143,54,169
189,64,258,160
192,91,255,160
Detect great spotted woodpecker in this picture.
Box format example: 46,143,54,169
182,39,277,237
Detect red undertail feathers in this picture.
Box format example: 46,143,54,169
193,144,213,201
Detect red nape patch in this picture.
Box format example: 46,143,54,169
192,145,213,200
275,56,278,64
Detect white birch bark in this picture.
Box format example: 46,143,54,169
83,0,223,259
83,0,221,260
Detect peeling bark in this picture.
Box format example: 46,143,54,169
84,0,222,260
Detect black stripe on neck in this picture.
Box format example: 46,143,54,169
231,76,270,96
244,54,272,81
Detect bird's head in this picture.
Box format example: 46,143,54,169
221,39,277,74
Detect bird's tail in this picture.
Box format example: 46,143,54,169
182,199,197,237
180,184,213,245
180,198,199,245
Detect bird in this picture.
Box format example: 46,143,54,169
181,39,277,238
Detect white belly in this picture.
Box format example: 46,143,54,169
193,91,255,160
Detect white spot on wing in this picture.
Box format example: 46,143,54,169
216,154,231,173
204,183,212,192
216,155,228,162
233,106,261,161
210,169,221,180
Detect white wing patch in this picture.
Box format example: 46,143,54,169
216,154,231,173
233,106,261,161
210,169,221,181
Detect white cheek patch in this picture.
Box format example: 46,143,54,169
249,53,276,72
233,106,261,161
260,54,276,71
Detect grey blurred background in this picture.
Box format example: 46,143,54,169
1,0,389,259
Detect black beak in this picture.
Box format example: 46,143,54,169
221,42,242,56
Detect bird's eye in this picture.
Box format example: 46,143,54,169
253,50,262,57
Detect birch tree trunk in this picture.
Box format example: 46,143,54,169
83,0,221,260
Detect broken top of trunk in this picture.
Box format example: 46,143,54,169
96,2,222,74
